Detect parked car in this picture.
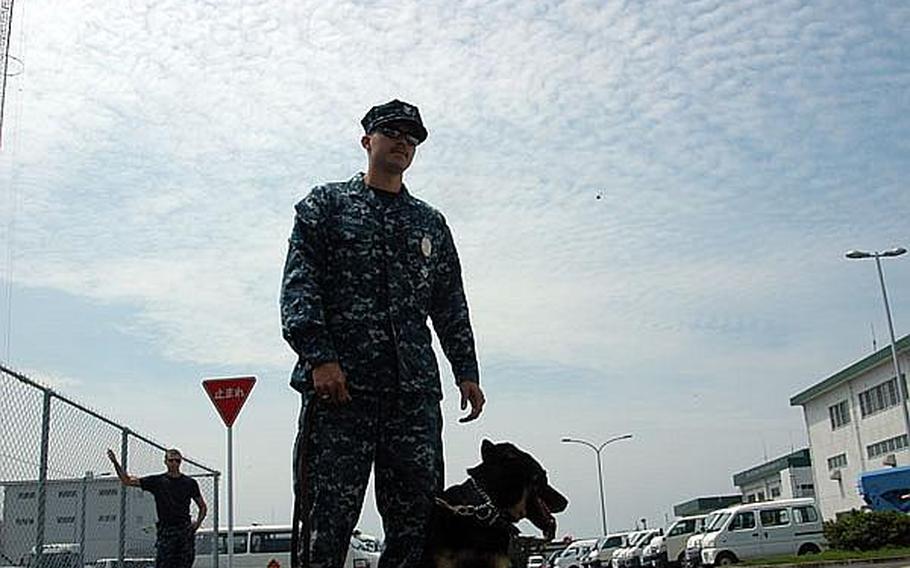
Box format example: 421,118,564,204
643,515,706,568
684,509,731,568
27,544,82,568
543,549,566,568
700,498,825,566
528,555,546,568
617,529,661,568
582,533,630,568
92,559,154,568
611,531,650,568
554,539,599,568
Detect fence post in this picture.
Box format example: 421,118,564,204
35,389,52,564
81,471,90,564
213,472,220,568
119,430,129,568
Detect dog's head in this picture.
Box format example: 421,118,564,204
467,439,568,539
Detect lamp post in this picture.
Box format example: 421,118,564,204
846,247,909,442
561,434,633,535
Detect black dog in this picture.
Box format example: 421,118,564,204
424,439,568,568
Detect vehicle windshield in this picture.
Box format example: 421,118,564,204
705,512,731,532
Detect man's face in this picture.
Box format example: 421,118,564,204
363,121,420,174
164,451,182,474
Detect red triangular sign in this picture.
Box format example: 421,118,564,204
202,376,257,427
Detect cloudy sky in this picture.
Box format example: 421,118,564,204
1,0,910,540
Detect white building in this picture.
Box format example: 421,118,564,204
1,474,156,565
790,334,910,520
731,448,815,503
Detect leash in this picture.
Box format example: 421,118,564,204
291,396,316,568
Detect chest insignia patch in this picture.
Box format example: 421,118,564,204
421,236,433,257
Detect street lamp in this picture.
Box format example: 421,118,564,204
561,434,633,535
845,247,909,443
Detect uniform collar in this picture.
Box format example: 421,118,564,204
353,172,415,210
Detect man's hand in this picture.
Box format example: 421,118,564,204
106,448,138,486
312,361,351,405
458,381,485,423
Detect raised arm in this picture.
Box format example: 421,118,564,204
106,448,140,487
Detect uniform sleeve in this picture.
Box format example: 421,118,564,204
428,220,480,385
280,188,339,367
190,478,201,499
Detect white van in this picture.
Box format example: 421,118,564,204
643,515,706,568
582,533,630,568
683,509,731,568
700,498,824,566
194,525,380,568
614,529,660,568
554,539,599,568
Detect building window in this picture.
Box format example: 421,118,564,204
58,490,77,498
859,377,902,417
828,453,848,470
15,518,34,525
98,515,117,523
798,483,815,497
17,491,35,500
99,488,118,496
867,434,909,459
829,400,852,429
57,516,75,524
770,486,781,498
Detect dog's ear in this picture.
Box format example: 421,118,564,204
480,439,495,461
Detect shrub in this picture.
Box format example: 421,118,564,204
824,510,910,551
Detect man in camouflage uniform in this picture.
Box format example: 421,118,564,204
280,99,485,568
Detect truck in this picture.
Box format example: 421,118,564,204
858,465,910,513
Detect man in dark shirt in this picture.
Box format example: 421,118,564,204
107,448,207,568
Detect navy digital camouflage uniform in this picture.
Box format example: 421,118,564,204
281,160,479,568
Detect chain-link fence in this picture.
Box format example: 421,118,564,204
0,363,220,568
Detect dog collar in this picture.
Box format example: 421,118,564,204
434,477,516,531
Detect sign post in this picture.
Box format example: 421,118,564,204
203,376,256,568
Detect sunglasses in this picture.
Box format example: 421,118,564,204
375,126,421,146
166,458,182,463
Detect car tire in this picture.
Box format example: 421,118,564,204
676,552,685,567
797,544,821,556
715,553,737,566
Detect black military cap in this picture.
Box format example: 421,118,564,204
361,99,428,143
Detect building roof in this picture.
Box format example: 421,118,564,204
673,495,743,517
0,475,120,486
732,448,811,487
790,334,910,406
